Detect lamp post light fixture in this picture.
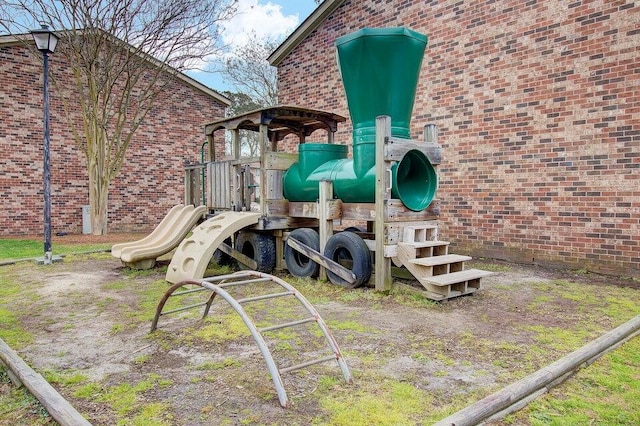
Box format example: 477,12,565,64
31,24,62,265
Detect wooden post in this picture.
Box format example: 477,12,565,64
274,229,284,270
259,124,269,216
318,180,334,280
231,129,240,159
184,167,191,205
192,167,201,206
205,133,215,209
0,338,92,426
375,116,392,292
243,165,252,209
434,315,640,426
183,166,200,206
207,133,215,162
231,129,241,211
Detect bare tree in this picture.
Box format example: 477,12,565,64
223,31,279,107
220,32,279,157
221,91,262,157
1,0,236,234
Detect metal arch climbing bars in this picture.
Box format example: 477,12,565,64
151,270,353,408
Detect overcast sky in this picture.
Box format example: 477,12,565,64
186,0,318,91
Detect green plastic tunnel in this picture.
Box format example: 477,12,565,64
283,27,437,211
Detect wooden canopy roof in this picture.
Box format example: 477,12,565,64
204,105,346,143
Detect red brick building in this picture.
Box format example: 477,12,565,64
269,0,640,276
0,34,229,236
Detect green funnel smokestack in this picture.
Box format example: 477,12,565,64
337,27,427,157
283,27,437,211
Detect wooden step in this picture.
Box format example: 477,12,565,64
398,241,449,258
399,240,450,249
410,254,471,267
420,269,493,287
403,223,438,243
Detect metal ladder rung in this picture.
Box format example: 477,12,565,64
259,317,316,333
279,355,337,374
217,277,273,288
151,272,353,408
160,301,209,316
202,272,254,283
237,291,294,304
171,287,209,297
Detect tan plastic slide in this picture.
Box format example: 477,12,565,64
111,204,207,269
166,211,261,283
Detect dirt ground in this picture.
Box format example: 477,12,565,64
2,240,639,425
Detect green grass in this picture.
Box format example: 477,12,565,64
98,374,169,415
185,313,251,343
0,239,111,261
1,244,638,425
0,366,51,424
42,369,88,386
193,358,241,370
315,377,436,425
0,269,36,348
523,324,597,352
506,336,640,425
118,278,175,326
68,372,173,424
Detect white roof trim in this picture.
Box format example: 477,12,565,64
0,33,29,46
268,0,346,66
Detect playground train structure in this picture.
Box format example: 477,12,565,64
113,27,492,301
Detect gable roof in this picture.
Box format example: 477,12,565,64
0,32,231,106
268,0,346,66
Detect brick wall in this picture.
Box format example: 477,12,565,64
276,0,640,276
0,43,226,236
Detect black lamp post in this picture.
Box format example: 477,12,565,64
31,25,60,265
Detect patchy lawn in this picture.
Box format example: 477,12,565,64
0,249,638,425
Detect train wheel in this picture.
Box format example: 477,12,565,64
285,228,320,278
235,231,276,273
324,231,371,288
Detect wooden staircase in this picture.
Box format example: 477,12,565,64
396,223,493,300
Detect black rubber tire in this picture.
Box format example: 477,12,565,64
211,237,232,265
235,231,276,273
285,228,320,278
324,231,372,288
